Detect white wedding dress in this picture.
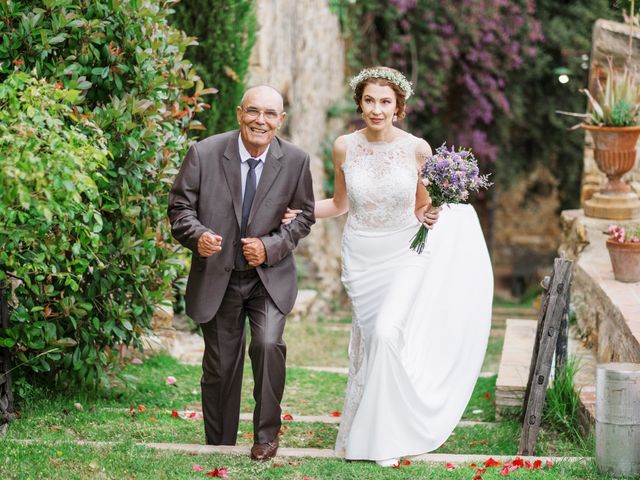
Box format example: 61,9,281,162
334,130,493,461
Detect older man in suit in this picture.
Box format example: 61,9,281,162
168,85,315,460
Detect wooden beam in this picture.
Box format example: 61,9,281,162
518,258,573,456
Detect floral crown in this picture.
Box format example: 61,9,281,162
349,68,413,99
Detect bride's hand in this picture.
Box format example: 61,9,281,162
281,207,302,225
420,205,441,229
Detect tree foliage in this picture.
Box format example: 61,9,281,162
172,0,255,135
0,0,211,387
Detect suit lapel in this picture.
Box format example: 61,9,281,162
249,138,283,225
222,131,243,228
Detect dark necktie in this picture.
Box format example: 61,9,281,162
235,158,259,269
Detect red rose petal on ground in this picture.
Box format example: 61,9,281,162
207,467,228,477
469,463,477,467
499,465,510,476
149,417,157,423
484,392,492,399
193,464,204,472
329,411,341,417
469,441,478,446
282,425,289,430
402,460,411,466
481,438,488,445
476,467,487,474
171,409,179,418
546,460,554,468
138,405,146,412
525,460,533,470
473,476,483,480
533,459,542,469
512,458,524,468
484,457,501,467
445,462,456,470
282,413,294,421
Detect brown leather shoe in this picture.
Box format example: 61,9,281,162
250,437,279,460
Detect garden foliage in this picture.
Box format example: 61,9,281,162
0,0,212,387
172,0,255,135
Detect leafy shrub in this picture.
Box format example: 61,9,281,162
0,0,212,387
0,72,107,380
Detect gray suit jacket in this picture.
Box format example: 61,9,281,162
168,130,315,322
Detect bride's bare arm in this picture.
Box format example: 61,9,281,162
414,139,439,228
315,136,349,219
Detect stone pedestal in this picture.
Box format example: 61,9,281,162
584,192,640,220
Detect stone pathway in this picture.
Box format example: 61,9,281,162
5,438,589,464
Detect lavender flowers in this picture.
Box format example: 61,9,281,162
410,143,491,254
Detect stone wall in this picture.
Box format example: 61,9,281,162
491,165,562,296
559,210,640,363
581,19,640,204
248,0,346,304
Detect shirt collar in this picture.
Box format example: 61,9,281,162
238,135,269,164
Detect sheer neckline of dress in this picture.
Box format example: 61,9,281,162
355,129,414,146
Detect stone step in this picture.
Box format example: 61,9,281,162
4,438,590,464
495,319,597,426
496,319,538,414
492,306,539,316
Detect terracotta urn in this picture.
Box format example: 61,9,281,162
606,239,640,282
582,125,640,193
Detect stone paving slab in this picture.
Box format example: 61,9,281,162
9,438,587,464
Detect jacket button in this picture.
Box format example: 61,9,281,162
224,266,231,272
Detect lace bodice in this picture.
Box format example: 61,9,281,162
342,131,420,231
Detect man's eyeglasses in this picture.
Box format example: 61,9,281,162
242,107,281,121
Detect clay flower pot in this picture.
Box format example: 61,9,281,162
606,239,640,282
582,125,640,193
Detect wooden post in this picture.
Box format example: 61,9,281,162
554,289,569,378
518,258,573,456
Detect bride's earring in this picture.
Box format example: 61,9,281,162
393,114,398,123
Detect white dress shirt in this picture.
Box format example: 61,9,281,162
238,136,268,198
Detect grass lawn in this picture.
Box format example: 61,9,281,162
0,440,615,480
2,302,619,479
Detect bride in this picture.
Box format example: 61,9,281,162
296,66,493,466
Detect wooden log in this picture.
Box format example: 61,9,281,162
555,287,569,378
520,275,551,426
596,363,640,477
518,258,573,456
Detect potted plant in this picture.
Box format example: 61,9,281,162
559,58,640,194
606,224,640,282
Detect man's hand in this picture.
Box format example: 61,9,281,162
421,205,441,229
197,232,223,257
241,237,267,267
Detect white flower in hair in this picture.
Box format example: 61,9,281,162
349,68,414,99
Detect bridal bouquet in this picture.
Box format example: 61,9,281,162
409,143,491,254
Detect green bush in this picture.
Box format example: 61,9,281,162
0,0,211,387
0,72,107,379
172,0,255,135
